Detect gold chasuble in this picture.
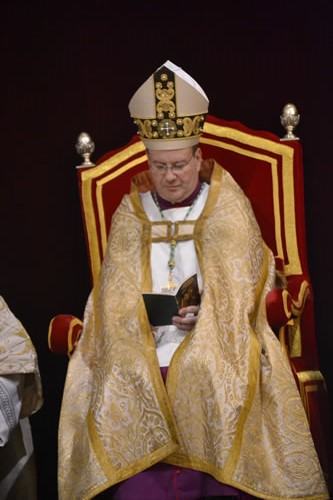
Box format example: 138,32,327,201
58,163,328,500
0,296,43,497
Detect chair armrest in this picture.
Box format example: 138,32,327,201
48,314,83,356
266,276,310,331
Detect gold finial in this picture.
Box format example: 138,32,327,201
280,103,300,141
75,132,95,168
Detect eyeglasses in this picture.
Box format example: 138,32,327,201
149,154,195,175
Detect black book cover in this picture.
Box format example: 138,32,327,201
142,274,200,326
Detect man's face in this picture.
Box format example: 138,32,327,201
148,147,202,204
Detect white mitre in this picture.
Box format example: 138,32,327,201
128,60,209,150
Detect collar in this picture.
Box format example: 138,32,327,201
154,182,203,210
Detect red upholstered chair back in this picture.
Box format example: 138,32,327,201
78,114,307,287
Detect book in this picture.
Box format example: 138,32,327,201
142,274,201,327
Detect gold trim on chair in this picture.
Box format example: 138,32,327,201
296,370,327,419
96,155,147,251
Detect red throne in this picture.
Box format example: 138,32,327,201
48,113,330,479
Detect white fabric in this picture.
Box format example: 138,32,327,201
141,184,209,366
0,296,42,499
0,374,23,446
0,417,35,498
161,60,209,101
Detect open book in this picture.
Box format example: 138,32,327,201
142,274,201,326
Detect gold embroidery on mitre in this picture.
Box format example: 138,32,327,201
137,119,153,139
155,80,176,117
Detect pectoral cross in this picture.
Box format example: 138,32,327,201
160,238,179,292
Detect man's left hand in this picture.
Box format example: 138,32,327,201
172,305,200,331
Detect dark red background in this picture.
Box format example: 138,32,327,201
2,1,333,497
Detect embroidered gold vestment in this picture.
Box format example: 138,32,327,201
58,163,328,500
0,296,42,419
0,296,43,497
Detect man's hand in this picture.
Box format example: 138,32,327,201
172,305,200,331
